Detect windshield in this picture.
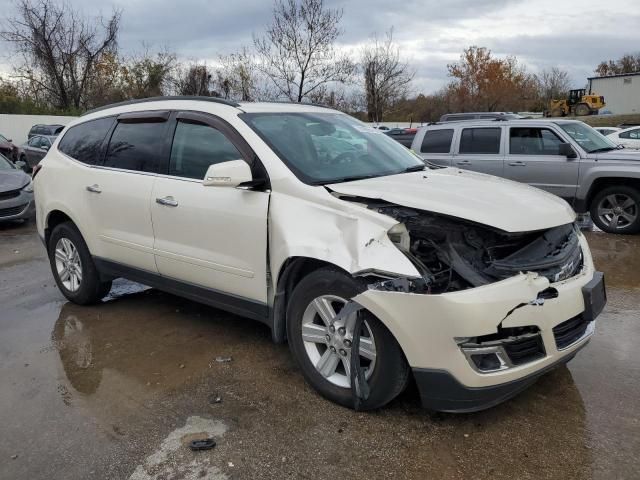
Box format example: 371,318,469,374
240,112,424,184
0,153,16,170
558,122,618,153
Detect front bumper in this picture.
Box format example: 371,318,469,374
0,190,35,221
353,232,601,411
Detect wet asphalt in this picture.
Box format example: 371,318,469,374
0,220,638,480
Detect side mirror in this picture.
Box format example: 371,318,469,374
558,143,577,159
203,159,252,187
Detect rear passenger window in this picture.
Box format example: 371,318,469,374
169,121,243,179
421,129,454,153
459,128,501,154
58,117,115,165
104,121,166,172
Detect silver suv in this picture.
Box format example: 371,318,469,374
412,119,640,234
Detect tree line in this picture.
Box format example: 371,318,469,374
1,0,638,121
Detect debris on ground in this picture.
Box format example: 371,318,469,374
215,356,232,363
208,393,222,405
179,364,185,369
11,454,18,460
189,438,216,451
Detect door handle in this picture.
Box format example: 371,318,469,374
456,160,471,165
508,161,526,167
86,184,102,193
156,196,178,207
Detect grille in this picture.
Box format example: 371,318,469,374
553,315,590,350
503,334,545,365
0,203,27,218
0,189,21,200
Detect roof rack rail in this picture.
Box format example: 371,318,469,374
81,96,241,116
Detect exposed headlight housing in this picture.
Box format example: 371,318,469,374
22,179,34,193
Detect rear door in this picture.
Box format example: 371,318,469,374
504,126,579,200
87,111,171,272
416,128,455,166
453,126,504,176
25,136,42,167
150,111,270,305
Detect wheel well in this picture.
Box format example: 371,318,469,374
586,178,640,210
271,257,349,344
44,210,74,246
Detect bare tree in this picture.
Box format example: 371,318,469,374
175,63,214,96
253,0,354,102
595,53,640,76
217,47,260,101
362,29,414,122
536,67,571,103
1,0,120,110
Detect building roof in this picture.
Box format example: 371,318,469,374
588,72,640,80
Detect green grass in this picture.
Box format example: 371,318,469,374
575,114,640,127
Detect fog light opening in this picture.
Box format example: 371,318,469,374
471,353,502,372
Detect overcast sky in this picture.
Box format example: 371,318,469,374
1,0,639,94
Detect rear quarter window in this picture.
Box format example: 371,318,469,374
58,117,115,165
421,129,454,153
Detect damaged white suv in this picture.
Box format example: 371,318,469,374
34,97,606,412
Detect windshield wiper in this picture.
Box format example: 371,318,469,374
403,164,426,173
588,147,617,153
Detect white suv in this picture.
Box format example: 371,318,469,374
34,97,606,412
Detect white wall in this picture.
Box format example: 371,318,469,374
589,76,640,115
0,114,77,145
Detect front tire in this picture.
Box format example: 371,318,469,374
590,186,640,234
287,267,409,410
48,222,112,304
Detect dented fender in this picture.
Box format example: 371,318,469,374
268,190,418,285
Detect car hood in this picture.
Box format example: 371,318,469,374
0,170,30,192
593,149,640,161
328,168,575,233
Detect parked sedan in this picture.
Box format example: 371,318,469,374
607,126,640,149
0,152,35,222
384,128,416,147
19,135,56,169
594,127,621,137
0,133,18,161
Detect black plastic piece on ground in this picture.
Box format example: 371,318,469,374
189,438,216,451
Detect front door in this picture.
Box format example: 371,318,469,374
504,126,579,201
150,112,270,304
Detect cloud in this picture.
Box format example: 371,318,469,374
0,0,637,94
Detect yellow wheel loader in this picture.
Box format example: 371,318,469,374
547,89,605,117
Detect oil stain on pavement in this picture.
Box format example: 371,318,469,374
0,220,639,479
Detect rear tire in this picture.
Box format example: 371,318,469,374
48,222,112,304
590,186,640,234
550,108,564,117
287,267,410,410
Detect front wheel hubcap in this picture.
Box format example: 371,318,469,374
597,193,638,230
301,294,377,388
54,238,83,292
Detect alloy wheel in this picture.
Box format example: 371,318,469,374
597,193,638,231
54,237,83,292
301,294,377,388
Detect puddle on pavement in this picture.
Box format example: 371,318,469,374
1,222,639,479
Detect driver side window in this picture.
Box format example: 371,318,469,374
169,121,243,180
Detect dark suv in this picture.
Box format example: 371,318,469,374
28,124,65,139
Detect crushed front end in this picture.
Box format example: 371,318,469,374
349,205,605,412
